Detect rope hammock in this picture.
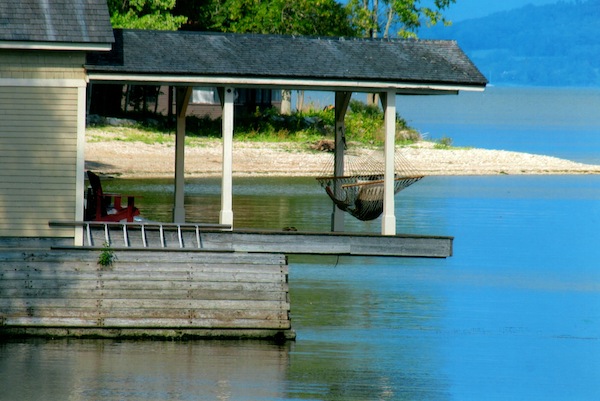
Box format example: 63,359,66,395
316,147,424,221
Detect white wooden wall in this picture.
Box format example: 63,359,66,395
0,51,86,238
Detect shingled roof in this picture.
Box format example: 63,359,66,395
0,0,113,47
87,29,487,92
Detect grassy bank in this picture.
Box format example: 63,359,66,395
87,100,422,149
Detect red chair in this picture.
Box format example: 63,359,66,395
85,171,140,222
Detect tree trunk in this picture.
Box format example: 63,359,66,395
366,0,379,106
383,6,393,38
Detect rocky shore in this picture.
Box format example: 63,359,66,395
85,139,600,178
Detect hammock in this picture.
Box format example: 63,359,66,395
316,148,423,221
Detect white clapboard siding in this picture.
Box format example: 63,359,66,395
0,85,79,237
0,250,293,339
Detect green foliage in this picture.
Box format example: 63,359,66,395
434,135,453,149
107,0,187,30
232,107,331,142
107,0,456,39
208,0,357,36
347,0,456,38
98,243,116,268
89,100,421,146
345,100,419,145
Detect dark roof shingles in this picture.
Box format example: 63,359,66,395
88,30,487,86
0,0,113,44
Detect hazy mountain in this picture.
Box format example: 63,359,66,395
444,0,560,22
420,0,600,87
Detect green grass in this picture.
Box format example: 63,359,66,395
432,136,473,150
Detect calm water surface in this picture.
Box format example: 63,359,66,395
2,88,600,400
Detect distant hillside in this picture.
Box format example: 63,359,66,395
420,0,600,86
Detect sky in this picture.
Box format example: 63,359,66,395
443,0,561,21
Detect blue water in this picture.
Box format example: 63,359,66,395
2,87,600,400
398,86,600,165
289,175,600,400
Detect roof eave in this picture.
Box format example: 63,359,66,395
86,72,486,94
0,41,113,52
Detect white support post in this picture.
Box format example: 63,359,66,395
381,90,397,235
220,87,234,228
332,91,352,232
173,86,192,223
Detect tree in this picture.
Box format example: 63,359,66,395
209,0,357,37
347,0,455,104
347,0,456,39
108,0,187,30
105,1,188,116
209,0,357,113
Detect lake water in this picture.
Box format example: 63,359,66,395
2,87,600,400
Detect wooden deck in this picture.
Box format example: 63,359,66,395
50,221,454,258
0,223,451,340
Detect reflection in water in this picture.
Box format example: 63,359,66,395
3,175,600,400
101,176,413,234
288,260,451,400
0,340,290,401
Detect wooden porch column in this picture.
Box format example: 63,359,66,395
381,90,397,235
220,87,235,227
173,86,192,223
332,91,352,232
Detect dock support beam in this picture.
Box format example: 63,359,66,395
332,91,352,232
220,87,234,228
173,86,192,223
381,90,397,236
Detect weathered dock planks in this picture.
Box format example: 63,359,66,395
0,248,293,340
1,221,452,340
50,221,453,258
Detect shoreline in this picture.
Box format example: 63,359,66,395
85,139,600,179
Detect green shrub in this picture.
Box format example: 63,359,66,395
434,136,454,149
98,243,116,268
88,100,421,146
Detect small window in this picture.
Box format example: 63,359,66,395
191,87,220,104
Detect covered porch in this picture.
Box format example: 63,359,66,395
85,29,487,252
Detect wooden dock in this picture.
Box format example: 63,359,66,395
50,221,454,258
0,224,451,340
0,246,293,341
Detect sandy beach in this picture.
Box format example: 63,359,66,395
85,138,600,178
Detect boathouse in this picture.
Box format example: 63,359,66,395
0,0,486,340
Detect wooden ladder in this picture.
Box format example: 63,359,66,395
50,221,232,249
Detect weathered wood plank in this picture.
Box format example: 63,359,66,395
2,317,291,329
201,230,453,258
0,328,296,341
0,279,287,292
3,308,288,321
0,271,287,284
0,288,288,301
63,224,452,258
0,250,286,264
0,261,287,273
0,298,290,310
